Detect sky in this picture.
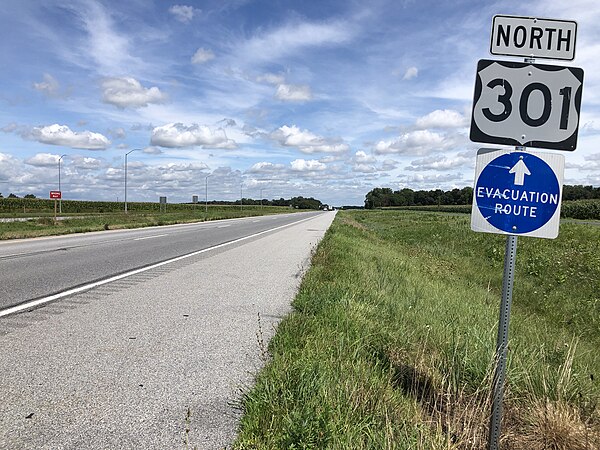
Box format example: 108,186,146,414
1,0,599,206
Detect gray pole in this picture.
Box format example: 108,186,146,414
124,149,138,213
240,183,243,211
488,234,518,449
260,188,263,209
58,154,66,214
205,175,210,214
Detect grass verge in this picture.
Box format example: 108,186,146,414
234,210,600,449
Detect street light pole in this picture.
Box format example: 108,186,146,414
240,183,243,211
205,174,211,214
58,154,66,214
260,188,264,209
124,149,139,213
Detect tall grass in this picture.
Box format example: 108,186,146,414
235,210,599,449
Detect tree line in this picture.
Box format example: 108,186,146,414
364,185,600,209
0,193,325,210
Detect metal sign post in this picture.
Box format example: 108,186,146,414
489,233,517,450
468,14,582,448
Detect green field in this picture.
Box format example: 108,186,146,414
382,199,600,221
0,199,294,240
235,210,600,449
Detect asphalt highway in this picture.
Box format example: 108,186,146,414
0,210,336,449
0,211,322,312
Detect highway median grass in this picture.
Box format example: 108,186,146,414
234,210,600,449
0,205,293,240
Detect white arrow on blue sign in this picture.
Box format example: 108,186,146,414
471,148,565,239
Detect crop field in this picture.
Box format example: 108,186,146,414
235,210,600,449
0,198,293,240
382,198,600,221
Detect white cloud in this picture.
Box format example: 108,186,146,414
353,150,376,164
73,1,145,76
374,130,447,155
71,156,103,170
248,162,285,173
24,153,60,167
397,172,465,189
291,159,327,172
1,123,18,133
0,153,20,171
587,153,600,161
272,125,349,154
107,127,126,139
381,159,398,171
191,48,215,64
257,73,286,85
142,146,163,155
403,67,418,80
33,74,60,97
406,154,471,171
275,84,313,102
27,124,110,150
415,109,468,129
351,151,378,173
151,123,236,149
319,155,343,164
169,5,199,23
239,20,354,63
102,77,167,109
218,118,237,128
352,163,377,173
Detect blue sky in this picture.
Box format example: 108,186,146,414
1,0,599,206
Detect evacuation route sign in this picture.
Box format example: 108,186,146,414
471,148,565,239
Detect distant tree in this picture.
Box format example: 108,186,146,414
562,184,600,201
8,193,18,198
24,194,36,199
365,187,394,208
290,196,323,210
393,188,413,206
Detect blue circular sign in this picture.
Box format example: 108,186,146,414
475,152,560,234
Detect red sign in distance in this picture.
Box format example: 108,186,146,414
50,191,62,199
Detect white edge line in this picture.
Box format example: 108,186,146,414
0,214,320,318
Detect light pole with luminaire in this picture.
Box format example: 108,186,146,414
205,174,211,214
260,188,264,209
58,154,67,214
124,149,139,213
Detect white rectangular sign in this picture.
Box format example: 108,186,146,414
470,59,583,151
471,148,564,239
491,15,577,61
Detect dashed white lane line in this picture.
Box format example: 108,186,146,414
134,234,169,241
0,214,319,319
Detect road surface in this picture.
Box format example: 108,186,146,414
0,211,336,449
0,211,322,312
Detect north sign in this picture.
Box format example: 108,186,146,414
470,59,583,151
471,148,564,239
491,15,577,61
